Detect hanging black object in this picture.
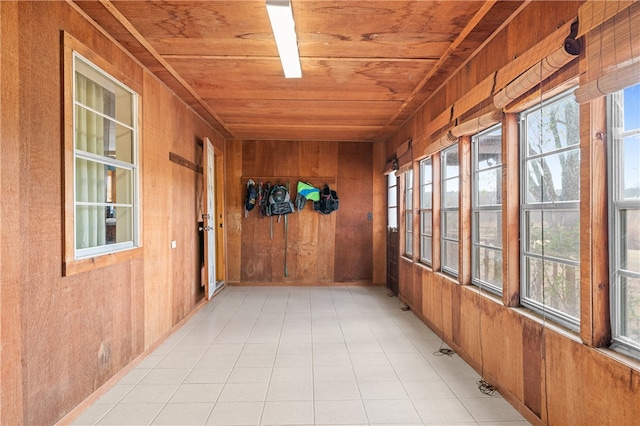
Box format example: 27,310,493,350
313,184,339,215
244,179,258,217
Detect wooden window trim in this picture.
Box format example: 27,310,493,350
62,32,143,276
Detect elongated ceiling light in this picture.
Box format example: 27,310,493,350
266,0,302,78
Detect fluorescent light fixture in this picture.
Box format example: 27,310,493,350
266,0,302,78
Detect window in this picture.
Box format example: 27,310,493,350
441,144,459,277
404,169,414,256
609,82,640,358
472,125,503,294
73,53,139,259
520,89,580,330
387,172,398,230
420,158,433,265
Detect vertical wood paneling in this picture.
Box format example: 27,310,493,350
234,140,373,284
335,143,373,282
225,140,243,283
0,2,25,424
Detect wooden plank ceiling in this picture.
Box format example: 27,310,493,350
74,0,524,142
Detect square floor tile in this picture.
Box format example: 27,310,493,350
413,398,476,424
206,401,263,425
169,383,224,403
314,365,356,382
358,380,408,400
227,367,272,383
460,397,528,422
151,402,214,425
402,379,456,400
314,381,360,401
363,399,422,424
97,403,164,425
266,381,313,401
120,384,178,404
314,400,367,424
261,401,313,425
271,366,313,382
140,368,190,384
185,368,232,384
274,353,312,367
71,403,113,425
218,382,269,402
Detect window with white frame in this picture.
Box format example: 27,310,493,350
472,125,503,294
73,53,139,259
441,144,459,277
420,157,433,265
387,172,398,230
609,82,640,359
520,89,580,330
404,169,414,256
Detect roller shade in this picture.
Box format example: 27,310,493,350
577,0,635,37
396,138,413,174
494,22,580,109
575,1,640,102
450,110,504,138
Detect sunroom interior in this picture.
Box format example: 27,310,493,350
0,1,639,425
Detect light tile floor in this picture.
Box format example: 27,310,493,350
72,286,531,426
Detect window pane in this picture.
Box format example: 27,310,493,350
443,148,459,178
476,168,502,206
443,211,458,239
421,235,432,262
76,59,134,127
622,136,640,199
442,240,458,272
474,246,503,288
526,149,580,203
421,211,432,235
619,275,640,343
421,184,431,210
526,94,580,155
75,160,133,205
526,210,579,261
477,211,502,248
388,185,397,208
405,229,413,255
388,207,398,229
621,209,640,273
476,126,502,169
525,257,580,320
444,177,459,208
420,159,432,185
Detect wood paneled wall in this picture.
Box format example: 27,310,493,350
0,2,223,425
391,1,640,425
225,140,379,285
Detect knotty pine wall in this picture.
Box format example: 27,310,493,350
225,139,387,285
387,1,640,425
0,2,223,425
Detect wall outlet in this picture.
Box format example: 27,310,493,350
171,240,177,249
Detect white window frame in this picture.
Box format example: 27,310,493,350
608,83,640,359
441,144,459,278
404,169,414,257
472,125,503,294
73,52,139,260
520,88,580,331
420,157,433,266
387,172,398,230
